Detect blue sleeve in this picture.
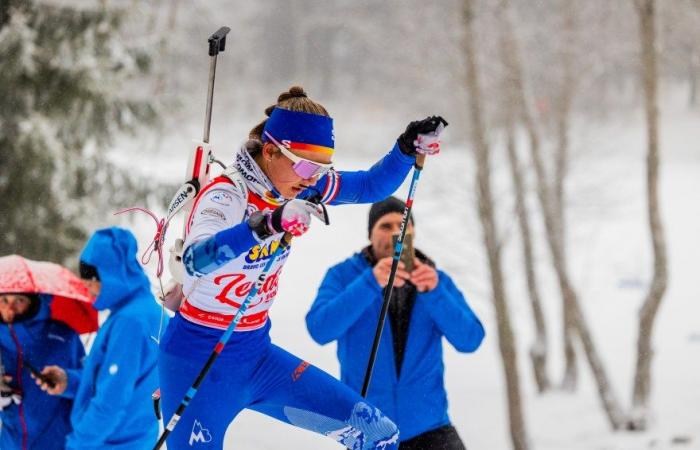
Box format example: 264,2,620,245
183,222,260,276
61,333,86,398
70,332,86,368
63,368,82,399
421,271,485,352
65,318,151,448
306,265,381,344
305,142,415,205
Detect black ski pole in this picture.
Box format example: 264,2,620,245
360,154,427,397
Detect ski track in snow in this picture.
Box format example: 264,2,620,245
116,101,699,449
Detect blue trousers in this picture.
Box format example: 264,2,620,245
159,314,398,450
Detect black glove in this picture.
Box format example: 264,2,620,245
397,116,449,156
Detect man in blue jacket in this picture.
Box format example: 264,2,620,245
36,227,165,450
306,197,485,449
0,293,84,449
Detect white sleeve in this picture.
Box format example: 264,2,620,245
184,181,247,248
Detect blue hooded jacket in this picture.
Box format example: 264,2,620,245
306,252,485,441
61,227,165,450
0,297,84,450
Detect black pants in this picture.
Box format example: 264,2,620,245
399,425,467,450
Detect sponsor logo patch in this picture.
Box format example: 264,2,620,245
245,240,283,263
210,191,233,206
291,361,310,381
189,420,212,445
200,207,226,221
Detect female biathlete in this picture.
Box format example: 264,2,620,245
159,86,447,450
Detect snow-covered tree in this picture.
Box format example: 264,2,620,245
0,0,156,262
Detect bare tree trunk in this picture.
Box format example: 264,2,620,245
496,0,578,392
496,0,626,430
628,0,669,431
498,4,551,394
504,121,551,394
553,0,578,392
688,48,698,107
153,0,181,96
463,1,529,449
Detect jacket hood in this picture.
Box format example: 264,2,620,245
80,227,151,311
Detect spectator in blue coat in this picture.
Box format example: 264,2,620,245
36,227,165,450
306,197,485,450
0,293,84,450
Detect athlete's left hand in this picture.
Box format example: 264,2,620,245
398,116,448,156
410,259,438,292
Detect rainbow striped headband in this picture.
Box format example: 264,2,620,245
262,107,334,156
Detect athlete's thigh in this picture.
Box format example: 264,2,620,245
159,348,248,450
248,344,399,450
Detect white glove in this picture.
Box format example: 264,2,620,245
397,116,449,156
250,199,329,239
414,121,447,155
272,199,329,236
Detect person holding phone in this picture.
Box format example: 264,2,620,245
306,196,485,450
0,293,84,450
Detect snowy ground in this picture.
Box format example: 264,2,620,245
120,94,699,449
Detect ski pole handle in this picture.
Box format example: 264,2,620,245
415,154,426,170
208,26,230,56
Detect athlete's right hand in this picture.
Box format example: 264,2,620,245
251,199,327,238
33,365,67,395
271,199,328,237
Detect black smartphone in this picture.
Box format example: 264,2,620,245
392,233,415,272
